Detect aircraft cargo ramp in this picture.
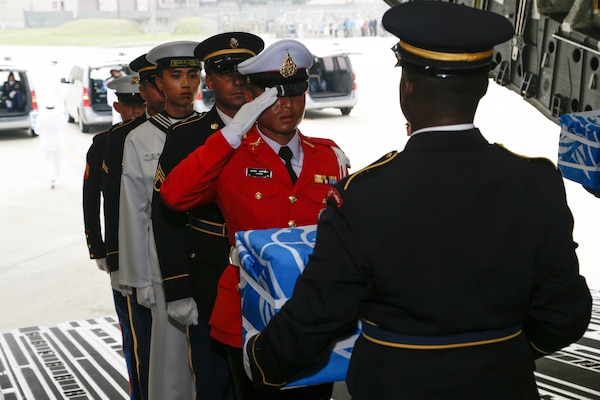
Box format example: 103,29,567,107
1,291,599,400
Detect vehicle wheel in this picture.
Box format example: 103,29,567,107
340,107,352,116
78,114,90,133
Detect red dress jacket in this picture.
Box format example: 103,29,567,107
161,125,348,347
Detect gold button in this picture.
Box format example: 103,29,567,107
255,192,262,200
242,134,248,140
288,220,296,227
236,283,241,290
211,123,219,130
288,194,297,203
190,253,196,259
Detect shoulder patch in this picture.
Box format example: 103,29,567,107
343,151,398,190
326,187,343,208
494,143,557,169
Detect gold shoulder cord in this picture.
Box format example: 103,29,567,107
343,151,398,190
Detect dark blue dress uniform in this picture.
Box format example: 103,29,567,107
103,115,152,400
247,130,592,399
103,115,147,272
152,33,264,400
246,3,593,399
83,125,146,400
153,108,229,320
83,132,108,260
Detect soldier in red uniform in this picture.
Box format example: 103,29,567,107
244,3,592,400
160,39,350,400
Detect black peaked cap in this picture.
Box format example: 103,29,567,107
129,53,158,82
382,1,514,71
195,32,265,73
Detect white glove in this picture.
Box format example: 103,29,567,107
167,297,199,326
95,258,108,272
222,87,278,138
137,286,156,309
110,271,133,297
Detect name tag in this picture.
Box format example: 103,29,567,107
247,168,272,178
143,152,161,161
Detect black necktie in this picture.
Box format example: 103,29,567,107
278,146,298,184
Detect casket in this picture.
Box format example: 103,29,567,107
558,110,600,189
236,225,359,387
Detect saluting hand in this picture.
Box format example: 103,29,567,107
222,87,278,138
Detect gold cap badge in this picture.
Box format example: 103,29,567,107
229,38,239,49
280,51,297,78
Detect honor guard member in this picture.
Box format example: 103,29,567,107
244,3,593,399
152,32,264,400
119,41,201,400
107,66,126,125
83,74,146,400
104,54,165,400
160,39,350,400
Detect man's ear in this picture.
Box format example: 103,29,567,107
155,76,164,92
205,74,214,91
401,74,413,96
113,101,121,114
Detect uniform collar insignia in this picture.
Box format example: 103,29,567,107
249,137,263,150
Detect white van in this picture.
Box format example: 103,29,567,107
62,60,132,132
0,65,38,136
305,52,357,115
199,52,357,116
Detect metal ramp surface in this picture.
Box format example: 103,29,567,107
1,291,599,400
0,317,128,400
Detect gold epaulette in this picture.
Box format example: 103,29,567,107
494,143,557,169
343,151,398,190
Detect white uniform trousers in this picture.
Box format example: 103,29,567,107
148,280,195,400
